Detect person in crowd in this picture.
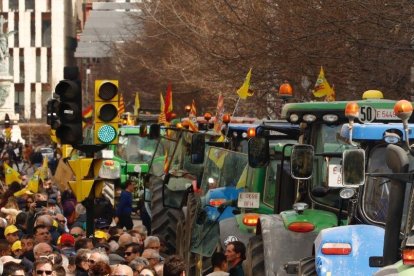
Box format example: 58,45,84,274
87,248,110,265
33,225,52,244
59,233,76,257
115,180,135,230
4,224,20,245
21,234,35,254
124,242,143,264
207,252,229,276
32,257,54,276
112,264,134,276
69,226,85,242
163,254,186,276
33,243,53,261
143,236,160,252
15,211,29,234
2,261,25,276
11,240,23,258
93,230,108,244
141,249,163,275
225,241,246,276
74,249,90,276
75,238,94,251
72,204,86,229
129,257,149,275
138,266,158,276
88,260,111,276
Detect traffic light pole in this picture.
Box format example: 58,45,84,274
72,144,107,237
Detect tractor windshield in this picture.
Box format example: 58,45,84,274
311,123,354,208
200,147,248,194
117,135,158,163
363,145,392,223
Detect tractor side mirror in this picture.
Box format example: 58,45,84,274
191,133,205,164
247,137,269,168
342,149,365,186
148,124,160,139
291,145,314,179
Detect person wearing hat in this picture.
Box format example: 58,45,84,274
4,225,19,245
94,230,108,244
11,240,23,258
58,233,76,257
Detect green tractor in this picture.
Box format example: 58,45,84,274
244,95,413,275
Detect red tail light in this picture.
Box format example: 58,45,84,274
288,222,315,233
242,213,259,227
403,248,414,265
209,198,226,207
321,243,352,255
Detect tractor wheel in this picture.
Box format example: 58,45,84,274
150,177,182,254
245,235,265,276
182,192,199,275
298,256,316,276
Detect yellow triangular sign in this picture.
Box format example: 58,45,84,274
69,179,95,202
68,158,93,180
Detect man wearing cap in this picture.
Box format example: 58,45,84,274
11,240,23,258
59,233,76,257
94,230,109,244
4,225,19,245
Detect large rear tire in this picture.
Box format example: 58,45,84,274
150,177,182,254
298,256,316,276
245,235,265,276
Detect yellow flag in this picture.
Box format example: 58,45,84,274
39,156,49,181
208,148,227,169
313,67,335,98
236,165,248,188
158,93,167,124
4,163,22,185
27,170,39,193
134,92,140,116
237,68,254,100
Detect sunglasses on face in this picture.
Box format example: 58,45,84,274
124,251,133,256
36,270,53,275
71,233,82,238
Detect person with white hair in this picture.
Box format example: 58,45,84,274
144,236,160,252
87,248,110,265
111,264,133,276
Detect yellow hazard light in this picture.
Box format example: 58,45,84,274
394,100,413,121
204,112,212,122
242,213,260,227
345,102,360,119
247,128,256,138
362,90,384,99
223,114,231,124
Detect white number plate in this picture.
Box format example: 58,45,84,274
237,192,260,208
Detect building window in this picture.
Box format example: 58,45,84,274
30,14,35,47
19,56,24,83
9,0,18,11
36,55,40,83
41,13,51,47
25,0,34,10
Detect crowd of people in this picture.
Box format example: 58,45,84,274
0,142,247,276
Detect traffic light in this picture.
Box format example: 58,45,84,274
94,80,119,144
46,99,60,129
54,79,83,145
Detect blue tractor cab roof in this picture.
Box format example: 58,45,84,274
340,123,414,142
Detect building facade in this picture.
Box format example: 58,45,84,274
0,0,79,121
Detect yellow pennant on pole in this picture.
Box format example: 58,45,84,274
313,66,335,101
236,68,254,100
134,92,140,116
4,163,22,185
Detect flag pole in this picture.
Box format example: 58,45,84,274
232,97,241,117
224,97,241,141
